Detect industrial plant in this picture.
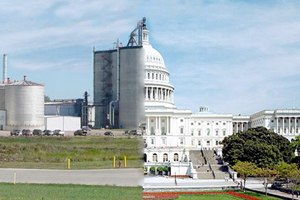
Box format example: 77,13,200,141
93,18,146,129
0,54,45,131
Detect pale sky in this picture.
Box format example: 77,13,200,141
1,0,299,115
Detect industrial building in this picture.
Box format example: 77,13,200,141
0,54,45,131
0,54,84,132
93,18,146,129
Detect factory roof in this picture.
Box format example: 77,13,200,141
7,80,44,86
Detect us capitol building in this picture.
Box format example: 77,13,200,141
93,18,300,177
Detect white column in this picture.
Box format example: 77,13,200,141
166,116,169,134
146,117,150,135
156,117,159,134
241,122,244,132
276,118,278,134
283,118,285,135
288,117,291,135
158,116,161,135
294,117,297,135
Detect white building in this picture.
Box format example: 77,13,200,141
141,19,300,176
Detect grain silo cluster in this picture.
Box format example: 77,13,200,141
0,54,45,131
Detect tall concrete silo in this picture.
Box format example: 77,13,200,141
118,46,145,129
5,77,45,131
93,18,146,129
94,49,118,128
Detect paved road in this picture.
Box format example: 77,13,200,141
0,168,143,187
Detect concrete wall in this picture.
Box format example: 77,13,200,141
0,110,6,130
0,86,5,110
44,116,81,131
119,46,145,129
5,85,44,131
94,50,118,128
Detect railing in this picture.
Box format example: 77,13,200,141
209,162,215,179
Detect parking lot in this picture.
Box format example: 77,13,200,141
0,129,128,137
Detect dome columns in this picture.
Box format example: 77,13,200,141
144,86,174,103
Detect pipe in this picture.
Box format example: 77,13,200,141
3,54,7,84
109,38,120,128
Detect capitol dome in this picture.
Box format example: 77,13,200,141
143,26,176,109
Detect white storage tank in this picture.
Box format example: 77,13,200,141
5,77,45,131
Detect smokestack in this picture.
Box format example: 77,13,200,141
3,54,7,84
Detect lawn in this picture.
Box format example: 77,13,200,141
0,136,143,169
0,183,142,200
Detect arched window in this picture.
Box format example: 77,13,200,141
163,153,168,162
174,153,179,161
153,153,157,162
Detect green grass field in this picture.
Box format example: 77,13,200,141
0,136,143,169
0,183,142,200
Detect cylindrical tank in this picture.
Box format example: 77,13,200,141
5,80,45,131
119,46,145,129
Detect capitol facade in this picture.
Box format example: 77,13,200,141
140,20,300,176
93,18,300,177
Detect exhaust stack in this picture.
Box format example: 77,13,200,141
3,54,7,84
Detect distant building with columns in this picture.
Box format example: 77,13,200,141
93,18,300,177
140,19,300,176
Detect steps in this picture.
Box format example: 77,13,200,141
190,150,229,180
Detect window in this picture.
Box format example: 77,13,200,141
151,119,154,122
191,130,194,136
198,140,201,146
223,130,226,136
162,138,166,145
207,128,210,136
207,123,210,125
191,140,194,145
191,123,194,125
150,127,155,135
223,123,226,125
153,153,157,162
151,138,155,145
161,127,166,135
198,130,201,136
180,119,183,122
216,123,218,125
180,139,184,145
216,130,218,136
216,141,219,145
163,153,168,162
180,127,184,134
174,153,179,161
198,123,201,125
206,141,210,146
162,119,165,123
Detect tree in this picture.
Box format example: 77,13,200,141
256,168,278,196
222,127,293,168
233,161,257,192
288,168,300,200
274,161,298,181
44,95,51,102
